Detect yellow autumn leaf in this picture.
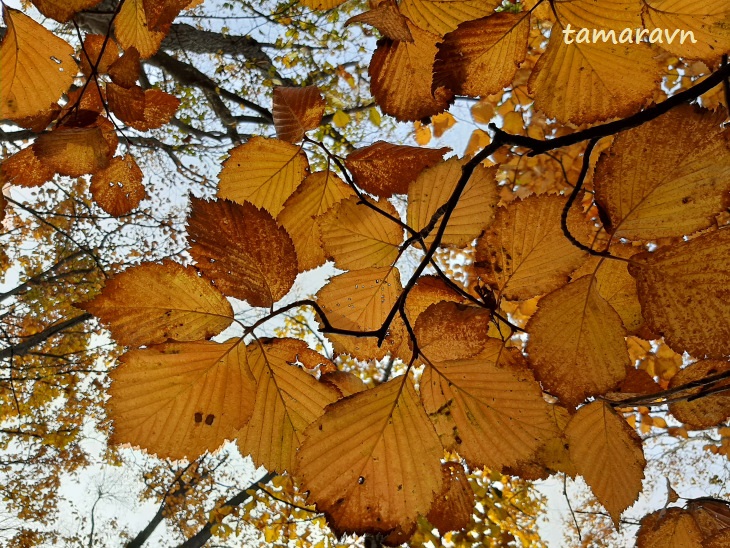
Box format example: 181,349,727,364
80,261,233,346
431,112,456,138
31,0,102,23
315,267,401,331
433,12,530,98
526,276,629,407
594,105,730,240
299,0,346,9
565,401,646,527
642,2,730,65
345,1,414,42
636,508,703,548
464,128,491,156
0,7,75,120
414,121,432,145
276,170,355,272
368,107,382,126
474,195,590,301
90,154,146,217
414,301,491,362
109,339,254,460
407,157,499,249
115,0,167,58
529,0,662,124
471,100,495,124
332,109,350,128
628,229,730,359
218,136,309,216
296,377,443,535
237,338,340,472
320,196,403,270
421,339,556,469
399,0,500,36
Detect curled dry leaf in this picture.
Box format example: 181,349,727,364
296,377,443,536
345,1,413,42
272,86,326,143
320,196,403,270
434,11,530,97
421,339,556,470
345,141,449,198
237,338,341,472
0,7,75,120
628,229,730,359
526,275,629,408
110,339,254,460
218,136,309,216
565,401,646,528
474,195,589,301
187,198,298,308
90,154,146,216
594,105,730,240
276,170,355,272
668,360,730,429
79,260,233,346
369,20,454,121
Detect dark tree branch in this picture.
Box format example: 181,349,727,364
0,313,93,361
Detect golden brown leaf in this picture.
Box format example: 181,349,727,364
296,377,443,535
79,34,120,77
369,21,454,121
31,0,102,22
107,83,146,125
594,106,730,240
474,195,589,300
80,261,233,346
529,11,661,124
320,197,403,270
426,463,474,535
125,89,181,131
526,276,629,407
272,86,326,143
90,154,146,216
187,198,298,308
668,360,730,429
404,275,466,324
686,498,730,538
299,0,347,9
571,245,644,332
0,7,75,120
704,530,730,548
143,0,189,30
399,0,499,36
218,136,309,216
643,2,730,65
110,339,254,459
433,12,530,97
345,141,449,198
108,47,141,88
320,371,368,397
628,230,730,359
33,126,111,177
421,339,556,469
316,267,401,331
276,170,355,272
414,301,491,362
407,158,499,249
237,339,340,472
636,508,703,548
345,1,413,42
0,146,54,187
115,0,167,58
565,401,646,527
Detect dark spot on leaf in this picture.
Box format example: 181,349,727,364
205,414,215,425
194,412,203,423
358,476,365,484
